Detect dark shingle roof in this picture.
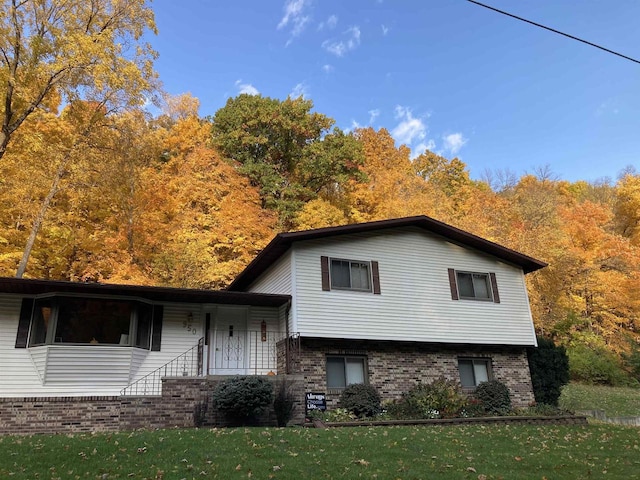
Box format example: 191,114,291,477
228,215,547,291
0,277,290,307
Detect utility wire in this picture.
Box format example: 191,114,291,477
467,0,640,65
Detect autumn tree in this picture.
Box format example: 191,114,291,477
136,114,277,289
346,128,446,222
210,94,364,227
0,0,157,161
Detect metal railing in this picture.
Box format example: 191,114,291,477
208,330,287,375
121,337,204,396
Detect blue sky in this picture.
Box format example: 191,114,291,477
148,0,640,183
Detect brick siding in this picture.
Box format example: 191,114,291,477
0,375,305,435
297,338,535,409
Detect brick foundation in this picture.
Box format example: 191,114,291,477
298,338,535,409
0,375,305,435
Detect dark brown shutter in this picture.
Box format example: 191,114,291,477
371,261,381,294
448,268,459,300
320,256,330,291
490,272,500,303
15,298,34,348
151,305,164,351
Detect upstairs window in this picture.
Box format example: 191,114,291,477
457,272,492,300
448,269,500,303
331,259,371,291
321,256,381,294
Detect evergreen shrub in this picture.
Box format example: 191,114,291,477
339,383,382,418
212,376,274,424
473,380,512,415
527,336,570,406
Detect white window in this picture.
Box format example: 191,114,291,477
330,259,372,291
458,358,491,389
326,356,366,388
456,272,492,300
28,296,154,348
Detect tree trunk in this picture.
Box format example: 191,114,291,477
15,161,67,278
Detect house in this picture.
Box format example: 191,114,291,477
0,215,546,433
227,215,546,408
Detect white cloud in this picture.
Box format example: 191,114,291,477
347,119,362,133
322,64,334,73
278,0,311,44
413,140,436,157
368,109,380,124
442,133,467,155
318,14,338,30
322,25,361,57
235,79,259,96
381,24,389,35
290,82,309,99
391,106,436,158
392,105,426,146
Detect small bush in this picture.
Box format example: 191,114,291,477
527,337,570,406
390,377,468,419
212,376,273,425
273,377,296,427
568,344,630,386
339,383,381,418
473,380,511,415
522,403,572,417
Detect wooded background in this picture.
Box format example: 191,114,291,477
1,0,638,383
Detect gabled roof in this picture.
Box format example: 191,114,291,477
0,277,290,307
228,215,547,291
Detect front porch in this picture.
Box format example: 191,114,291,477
121,332,300,396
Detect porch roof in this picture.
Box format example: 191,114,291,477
0,277,291,307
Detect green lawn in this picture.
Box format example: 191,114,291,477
560,383,640,417
1,424,638,479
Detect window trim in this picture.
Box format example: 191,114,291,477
326,354,368,390
457,357,493,391
16,294,159,350
321,256,381,294
448,269,500,303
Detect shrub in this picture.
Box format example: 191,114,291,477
273,377,296,427
473,380,511,415
212,376,274,425
339,383,381,418
390,378,468,419
527,336,570,406
567,344,630,386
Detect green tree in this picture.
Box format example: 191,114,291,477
210,94,364,227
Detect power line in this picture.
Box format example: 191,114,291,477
467,0,640,65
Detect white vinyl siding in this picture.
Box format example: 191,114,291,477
291,227,537,346
248,252,292,294
0,296,204,397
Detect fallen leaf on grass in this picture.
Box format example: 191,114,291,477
354,459,370,466
467,467,477,473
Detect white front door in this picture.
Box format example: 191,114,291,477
210,307,248,375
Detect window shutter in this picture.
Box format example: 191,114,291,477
151,305,164,351
448,268,459,300
15,298,34,348
489,272,500,303
320,256,330,291
371,261,381,294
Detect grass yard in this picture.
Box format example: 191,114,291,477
0,424,638,480
560,383,640,417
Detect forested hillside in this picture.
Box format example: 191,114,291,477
1,0,638,382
